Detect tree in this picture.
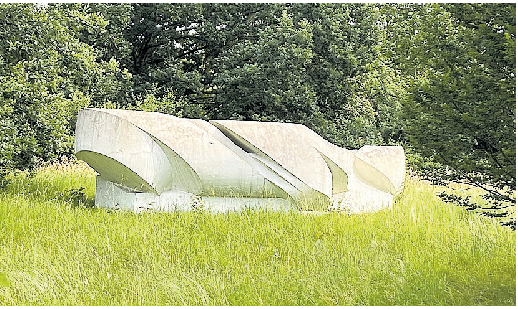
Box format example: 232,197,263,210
214,4,406,148
81,3,280,109
304,3,406,147
213,10,320,124
392,3,516,227
0,4,129,175
68,3,404,149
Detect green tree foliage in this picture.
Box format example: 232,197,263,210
389,3,515,226
213,10,320,123
400,4,515,186
80,3,404,148
82,3,280,108
214,4,404,148
0,4,129,173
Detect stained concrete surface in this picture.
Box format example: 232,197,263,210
74,108,406,213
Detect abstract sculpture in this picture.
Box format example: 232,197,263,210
74,108,405,213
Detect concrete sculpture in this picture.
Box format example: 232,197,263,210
74,108,405,213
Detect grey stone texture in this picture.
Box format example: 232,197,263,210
74,108,405,213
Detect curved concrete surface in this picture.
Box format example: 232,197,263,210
74,108,406,213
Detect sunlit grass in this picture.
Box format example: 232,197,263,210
0,161,515,305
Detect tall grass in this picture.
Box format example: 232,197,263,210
0,161,515,305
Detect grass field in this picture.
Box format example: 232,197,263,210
0,161,515,305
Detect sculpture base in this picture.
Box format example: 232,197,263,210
95,176,293,213
330,189,394,214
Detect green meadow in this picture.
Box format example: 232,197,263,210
0,162,515,305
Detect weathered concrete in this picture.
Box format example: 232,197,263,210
74,108,406,213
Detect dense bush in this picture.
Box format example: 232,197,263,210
0,4,129,173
